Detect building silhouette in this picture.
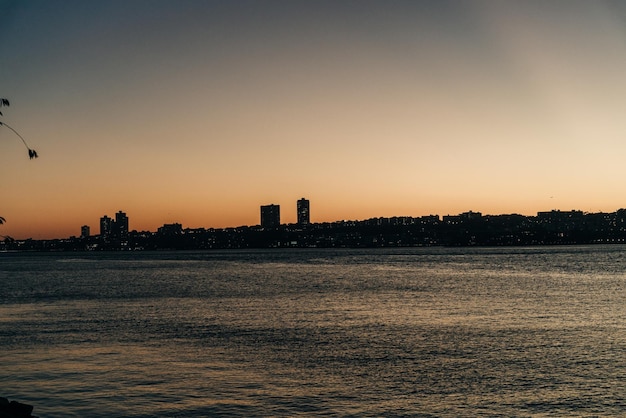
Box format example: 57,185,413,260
297,198,310,225
99,211,129,247
100,215,113,241
260,204,280,229
114,210,129,241
80,225,90,239
158,223,183,235
10,205,626,252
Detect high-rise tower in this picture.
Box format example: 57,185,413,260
100,215,113,240
114,210,129,241
297,198,310,225
260,204,280,229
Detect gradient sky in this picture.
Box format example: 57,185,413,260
3,0,626,239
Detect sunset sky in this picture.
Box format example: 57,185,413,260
3,0,626,239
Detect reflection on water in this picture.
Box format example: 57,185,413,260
1,246,626,417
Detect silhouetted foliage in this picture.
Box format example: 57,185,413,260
1,98,38,225
0,98,9,115
0,98,38,159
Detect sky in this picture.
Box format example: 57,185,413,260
2,0,626,239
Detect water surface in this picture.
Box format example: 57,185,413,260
1,247,626,416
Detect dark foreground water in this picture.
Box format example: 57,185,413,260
1,246,626,417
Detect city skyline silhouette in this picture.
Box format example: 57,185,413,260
4,196,626,250
4,4,626,414
3,2,626,240
46,197,626,240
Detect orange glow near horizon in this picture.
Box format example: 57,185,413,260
3,1,626,239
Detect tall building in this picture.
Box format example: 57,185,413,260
260,204,280,229
297,198,310,225
100,211,129,245
100,215,113,240
114,210,129,241
81,225,90,239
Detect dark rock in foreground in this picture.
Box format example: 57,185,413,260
0,398,38,418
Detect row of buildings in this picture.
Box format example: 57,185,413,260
76,200,310,249
80,210,130,245
260,198,310,229
84,199,311,243
7,197,626,251
6,207,626,251
7,205,626,251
